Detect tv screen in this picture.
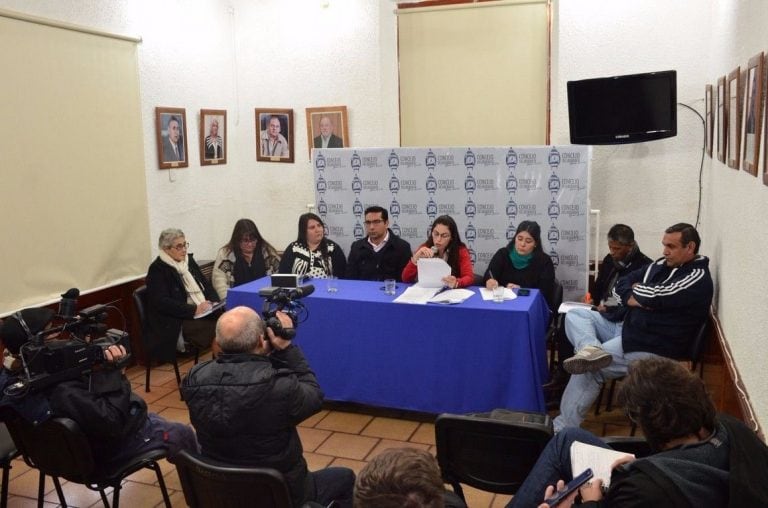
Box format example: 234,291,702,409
567,70,677,145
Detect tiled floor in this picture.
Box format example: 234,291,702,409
3,356,722,507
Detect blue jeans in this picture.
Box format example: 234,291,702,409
553,308,657,431
506,427,610,507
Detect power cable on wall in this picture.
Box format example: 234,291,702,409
677,102,705,229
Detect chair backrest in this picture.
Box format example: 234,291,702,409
132,285,148,332
174,449,293,508
0,408,95,483
688,320,710,363
435,412,553,496
548,279,564,315
0,422,18,464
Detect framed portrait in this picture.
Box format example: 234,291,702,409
743,53,764,176
705,84,714,158
305,105,349,158
726,67,742,170
717,76,727,164
200,109,227,166
155,107,189,169
256,108,294,163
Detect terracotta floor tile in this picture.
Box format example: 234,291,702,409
462,484,496,508
492,493,513,506
8,468,57,500
304,451,334,470
366,438,430,460
147,368,181,388
361,416,419,440
410,421,436,445
135,384,176,405
43,480,108,507
315,411,373,434
165,489,188,508
300,409,330,428
329,457,368,475
298,426,333,452
7,496,60,507
151,390,189,410
104,479,170,507
315,433,379,461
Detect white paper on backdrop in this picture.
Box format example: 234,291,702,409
417,258,451,288
313,146,591,301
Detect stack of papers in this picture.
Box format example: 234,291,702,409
416,258,451,288
558,301,597,314
478,287,517,301
394,286,475,305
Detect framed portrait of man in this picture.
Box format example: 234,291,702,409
256,108,294,163
155,107,189,169
305,106,349,159
717,76,727,164
200,109,227,166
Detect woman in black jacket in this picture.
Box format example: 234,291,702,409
145,228,221,360
483,220,556,308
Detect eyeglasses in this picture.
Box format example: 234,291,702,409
364,220,385,226
432,232,451,240
171,242,189,251
240,237,258,244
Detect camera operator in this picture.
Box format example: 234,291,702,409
0,308,198,466
181,306,355,508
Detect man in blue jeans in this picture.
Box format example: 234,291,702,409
508,357,768,507
554,223,713,432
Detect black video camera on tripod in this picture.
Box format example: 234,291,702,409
257,284,314,340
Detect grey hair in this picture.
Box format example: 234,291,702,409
216,308,265,354
158,228,185,249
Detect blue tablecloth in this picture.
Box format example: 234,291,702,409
227,277,551,414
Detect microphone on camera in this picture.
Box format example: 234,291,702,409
58,288,80,320
290,284,315,299
430,246,439,256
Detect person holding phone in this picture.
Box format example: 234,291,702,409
508,357,768,507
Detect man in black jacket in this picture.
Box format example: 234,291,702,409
0,308,197,467
346,206,412,282
509,357,768,507
181,306,354,507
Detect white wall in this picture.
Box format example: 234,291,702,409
3,0,766,426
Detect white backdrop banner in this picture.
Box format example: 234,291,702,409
313,146,591,300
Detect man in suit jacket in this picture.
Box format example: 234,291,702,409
162,115,184,162
313,115,344,148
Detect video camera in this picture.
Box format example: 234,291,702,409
257,284,314,340
5,288,130,397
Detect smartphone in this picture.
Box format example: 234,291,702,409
543,468,593,507
517,288,531,296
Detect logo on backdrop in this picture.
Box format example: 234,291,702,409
464,173,476,193
316,175,327,195
506,148,518,170
548,172,561,197
506,198,518,220
548,199,560,220
351,151,361,173
426,197,438,219
315,153,326,171
318,198,328,218
506,173,518,194
464,197,476,219
465,223,477,242
390,198,401,219
351,174,363,194
353,198,364,218
391,223,401,236
425,149,437,171
549,248,559,268
464,149,476,170
548,223,560,246
389,174,400,194
506,222,517,241
388,150,400,171
354,221,364,240
426,173,437,195
468,246,477,264
548,146,561,170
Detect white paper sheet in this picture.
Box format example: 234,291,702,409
479,288,518,301
416,258,451,288
570,441,634,488
429,288,475,304
558,301,597,314
394,286,441,304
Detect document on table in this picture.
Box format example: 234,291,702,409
428,288,475,304
478,287,517,301
570,441,635,488
416,258,451,288
558,301,597,314
394,286,441,304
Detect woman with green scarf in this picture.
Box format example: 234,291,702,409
483,221,556,309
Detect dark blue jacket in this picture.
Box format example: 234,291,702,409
615,256,713,358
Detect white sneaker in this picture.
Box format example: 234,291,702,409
562,345,612,374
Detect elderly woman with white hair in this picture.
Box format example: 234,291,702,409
145,228,221,360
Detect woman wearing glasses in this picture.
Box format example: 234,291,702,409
146,228,221,359
212,219,281,300
402,215,474,289
279,213,346,278
483,221,555,305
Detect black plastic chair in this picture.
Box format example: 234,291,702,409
546,279,565,373
435,411,553,501
132,285,199,392
174,449,293,508
0,423,19,508
0,407,170,508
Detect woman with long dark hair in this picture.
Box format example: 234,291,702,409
212,219,281,299
401,215,474,288
279,213,346,278
483,220,555,303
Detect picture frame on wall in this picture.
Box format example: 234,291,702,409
717,76,727,164
256,108,294,163
305,105,349,158
200,109,227,166
726,67,742,170
743,53,764,176
155,107,189,169
705,84,714,158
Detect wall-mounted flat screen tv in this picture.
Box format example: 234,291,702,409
567,70,677,145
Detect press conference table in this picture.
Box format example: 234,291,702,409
227,277,551,414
